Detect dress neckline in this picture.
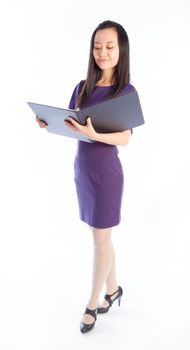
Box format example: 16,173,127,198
94,85,115,88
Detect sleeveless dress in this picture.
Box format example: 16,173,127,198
68,82,135,229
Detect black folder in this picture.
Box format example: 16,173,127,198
27,90,144,143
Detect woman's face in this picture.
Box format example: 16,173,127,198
93,28,119,73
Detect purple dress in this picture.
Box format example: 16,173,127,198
68,81,135,229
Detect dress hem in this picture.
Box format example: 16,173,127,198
80,217,121,229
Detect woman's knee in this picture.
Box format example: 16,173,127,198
92,228,112,251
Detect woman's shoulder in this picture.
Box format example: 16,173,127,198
71,79,85,95
68,80,85,109
76,79,85,92
119,83,136,96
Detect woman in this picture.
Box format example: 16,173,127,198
36,20,135,334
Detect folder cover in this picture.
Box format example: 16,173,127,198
27,90,144,143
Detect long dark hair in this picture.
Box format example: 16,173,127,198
78,20,130,107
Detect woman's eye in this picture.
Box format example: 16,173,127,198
94,46,114,50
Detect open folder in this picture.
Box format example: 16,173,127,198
27,90,145,143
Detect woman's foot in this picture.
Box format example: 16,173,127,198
97,286,123,313
80,307,97,334
99,291,119,308
81,313,95,325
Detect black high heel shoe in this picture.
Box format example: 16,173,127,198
80,307,97,334
97,286,123,314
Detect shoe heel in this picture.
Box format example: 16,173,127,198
118,297,121,307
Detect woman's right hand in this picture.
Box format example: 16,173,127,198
36,116,48,128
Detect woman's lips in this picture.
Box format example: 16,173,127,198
97,59,109,63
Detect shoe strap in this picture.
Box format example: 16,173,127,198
84,307,97,320
104,286,121,306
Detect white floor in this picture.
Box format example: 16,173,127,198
0,213,190,350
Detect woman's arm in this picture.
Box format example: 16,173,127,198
93,129,131,146
64,117,131,146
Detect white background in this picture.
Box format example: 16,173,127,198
0,0,190,349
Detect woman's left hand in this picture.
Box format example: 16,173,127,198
64,117,97,140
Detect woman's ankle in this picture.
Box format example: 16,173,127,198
87,300,98,310
106,284,118,295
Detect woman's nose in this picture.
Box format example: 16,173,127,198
99,48,107,57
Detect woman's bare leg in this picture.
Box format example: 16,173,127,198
81,226,114,325
99,242,119,308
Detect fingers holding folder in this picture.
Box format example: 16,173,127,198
65,116,97,141
36,116,48,128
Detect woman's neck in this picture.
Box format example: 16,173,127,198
96,71,115,86
96,80,114,86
